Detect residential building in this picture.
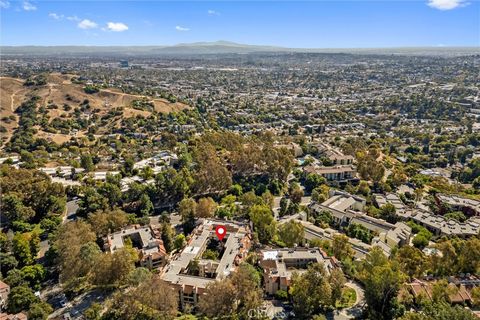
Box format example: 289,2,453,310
0,313,27,320
309,190,365,226
436,194,480,216
372,222,412,255
304,165,357,182
0,281,9,311
259,247,339,295
374,193,406,212
299,220,371,259
104,225,167,270
160,219,252,310
407,278,479,306
310,142,354,165
397,209,480,238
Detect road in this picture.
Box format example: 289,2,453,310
65,199,80,222
272,196,311,219
149,212,182,227
48,289,107,319
38,199,79,260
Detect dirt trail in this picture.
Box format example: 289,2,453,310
10,88,23,111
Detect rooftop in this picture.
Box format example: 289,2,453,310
161,219,251,289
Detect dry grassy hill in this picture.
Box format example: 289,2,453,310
0,73,189,145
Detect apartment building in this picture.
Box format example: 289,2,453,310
259,248,339,295
104,225,168,270
160,219,252,310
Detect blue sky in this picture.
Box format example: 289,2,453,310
0,0,479,47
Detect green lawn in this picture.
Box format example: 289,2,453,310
336,287,357,309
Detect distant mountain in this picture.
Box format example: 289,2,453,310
0,41,478,56
0,41,287,56
150,40,287,54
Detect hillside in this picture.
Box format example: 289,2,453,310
0,74,189,145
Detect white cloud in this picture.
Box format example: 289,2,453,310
0,0,10,9
427,0,469,10
106,22,129,32
49,12,64,20
207,9,220,16
22,1,36,11
175,25,190,32
67,16,80,22
78,19,98,29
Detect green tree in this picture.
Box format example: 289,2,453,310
357,180,371,196
140,166,154,180
313,185,330,203
12,232,35,267
289,183,304,204
28,301,53,320
174,234,186,251
399,301,477,320
104,276,178,320
394,246,426,279
179,198,197,233
313,210,333,227
161,222,174,253
20,150,36,169
332,234,354,261
91,247,138,287
279,197,289,216
137,194,154,216
87,209,129,237
84,302,102,320
329,268,347,306
412,229,432,249
7,285,39,313
278,220,304,247
0,253,18,277
198,263,263,319
80,154,95,172
127,267,152,286
78,187,109,216
379,203,398,224
1,194,35,223
196,197,217,218
52,220,97,284
20,264,46,290
305,173,326,193
249,205,276,244
290,263,332,318
358,247,406,320
99,183,122,208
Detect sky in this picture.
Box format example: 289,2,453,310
0,0,479,48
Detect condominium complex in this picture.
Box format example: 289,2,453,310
160,219,252,309
259,248,339,295
104,225,168,270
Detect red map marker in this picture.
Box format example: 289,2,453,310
215,225,226,241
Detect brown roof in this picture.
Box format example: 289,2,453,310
408,280,473,304
0,313,27,320
0,281,9,290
